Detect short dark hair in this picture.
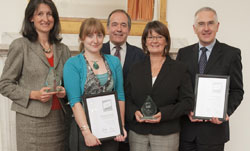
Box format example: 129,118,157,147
141,21,171,56
21,0,62,44
107,9,131,30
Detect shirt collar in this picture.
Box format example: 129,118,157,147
199,39,216,53
110,42,126,52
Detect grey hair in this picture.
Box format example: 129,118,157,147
194,7,218,25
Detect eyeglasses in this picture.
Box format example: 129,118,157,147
146,35,164,41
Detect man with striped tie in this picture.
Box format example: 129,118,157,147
176,7,244,151
101,9,145,151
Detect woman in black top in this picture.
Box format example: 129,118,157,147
125,21,194,151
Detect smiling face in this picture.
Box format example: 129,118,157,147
107,12,130,46
81,32,104,54
146,30,167,55
31,3,54,35
193,10,219,46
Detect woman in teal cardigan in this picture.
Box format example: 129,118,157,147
64,54,125,107
63,18,126,151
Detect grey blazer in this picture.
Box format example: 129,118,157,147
0,37,71,117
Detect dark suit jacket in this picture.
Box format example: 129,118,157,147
101,42,145,81
125,55,194,135
176,40,244,144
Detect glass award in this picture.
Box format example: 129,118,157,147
44,67,62,92
141,96,157,120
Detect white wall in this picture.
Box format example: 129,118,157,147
0,0,27,43
54,0,127,18
0,0,249,150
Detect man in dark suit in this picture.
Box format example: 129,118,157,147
101,9,145,151
176,7,244,151
101,9,145,81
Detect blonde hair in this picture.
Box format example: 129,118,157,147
79,18,105,52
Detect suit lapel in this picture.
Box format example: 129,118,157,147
30,41,50,67
143,57,153,92
192,44,199,74
204,41,222,74
123,43,132,74
101,42,111,54
152,56,171,90
53,44,62,69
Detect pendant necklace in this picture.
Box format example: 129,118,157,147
43,47,51,53
84,53,100,70
92,61,99,70
40,43,52,53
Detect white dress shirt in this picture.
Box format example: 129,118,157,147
109,42,127,67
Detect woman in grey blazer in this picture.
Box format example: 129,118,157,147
0,0,71,151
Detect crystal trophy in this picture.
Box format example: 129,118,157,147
141,96,157,120
44,67,62,92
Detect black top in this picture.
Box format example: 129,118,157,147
125,55,194,135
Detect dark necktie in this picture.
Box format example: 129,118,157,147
199,47,208,74
114,46,121,60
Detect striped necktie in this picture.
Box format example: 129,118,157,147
199,47,208,74
114,46,121,60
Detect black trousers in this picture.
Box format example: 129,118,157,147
179,139,224,151
118,142,130,151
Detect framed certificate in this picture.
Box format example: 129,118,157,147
82,92,123,141
193,74,230,121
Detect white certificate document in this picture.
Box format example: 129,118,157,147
194,75,230,120
84,92,122,140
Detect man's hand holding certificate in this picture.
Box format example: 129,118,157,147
193,74,230,122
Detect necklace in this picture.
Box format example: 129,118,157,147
92,61,99,70
83,53,101,70
43,47,51,53
40,43,52,53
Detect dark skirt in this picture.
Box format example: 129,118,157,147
69,118,119,151
16,110,66,151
